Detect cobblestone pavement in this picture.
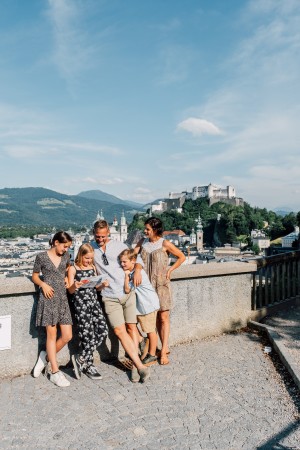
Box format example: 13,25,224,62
1,332,300,450
263,304,300,373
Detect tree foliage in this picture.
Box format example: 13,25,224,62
128,199,299,247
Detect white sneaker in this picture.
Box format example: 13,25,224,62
50,371,70,387
33,350,47,378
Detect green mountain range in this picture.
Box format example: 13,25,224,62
77,189,143,208
0,187,143,227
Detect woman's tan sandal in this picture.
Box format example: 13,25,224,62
159,354,170,365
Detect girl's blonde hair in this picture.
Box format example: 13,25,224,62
75,243,94,266
118,248,137,261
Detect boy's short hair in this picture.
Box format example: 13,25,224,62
119,248,137,261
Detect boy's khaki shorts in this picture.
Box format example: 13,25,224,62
137,310,158,334
102,291,137,329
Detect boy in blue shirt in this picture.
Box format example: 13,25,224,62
119,249,160,366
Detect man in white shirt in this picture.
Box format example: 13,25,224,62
91,220,150,383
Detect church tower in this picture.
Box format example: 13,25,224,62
190,227,196,245
113,215,118,227
120,211,128,243
72,234,83,261
196,213,204,252
95,209,104,223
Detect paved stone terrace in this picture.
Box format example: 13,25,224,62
263,305,300,374
1,332,300,450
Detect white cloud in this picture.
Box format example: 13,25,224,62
246,0,300,17
3,145,57,159
0,104,51,139
135,187,151,194
130,187,157,202
0,104,123,161
80,177,99,185
3,140,122,159
46,0,95,83
99,178,124,185
177,118,222,136
131,193,154,202
64,176,127,187
51,141,122,155
249,162,300,181
220,171,300,211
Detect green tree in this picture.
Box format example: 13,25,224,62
282,212,296,234
251,244,260,255
128,213,146,233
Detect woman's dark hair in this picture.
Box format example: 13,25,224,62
49,231,72,247
145,217,163,237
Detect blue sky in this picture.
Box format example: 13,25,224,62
0,0,300,211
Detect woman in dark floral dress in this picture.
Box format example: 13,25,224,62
32,231,73,388
68,243,108,380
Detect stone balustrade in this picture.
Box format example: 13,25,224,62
0,261,257,378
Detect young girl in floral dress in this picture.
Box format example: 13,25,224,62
68,243,108,380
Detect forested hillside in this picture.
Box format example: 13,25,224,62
129,199,299,247
0,187,142,228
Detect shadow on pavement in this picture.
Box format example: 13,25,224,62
256,420,300,449
262,305,300,350
241,327,300,449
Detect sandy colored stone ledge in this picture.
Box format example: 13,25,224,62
171,261,257,280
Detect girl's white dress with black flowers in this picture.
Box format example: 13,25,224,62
73,267,108,369
34,251,73,327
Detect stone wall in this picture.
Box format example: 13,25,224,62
0,261,257,378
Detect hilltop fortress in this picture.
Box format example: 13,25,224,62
151,183,244,214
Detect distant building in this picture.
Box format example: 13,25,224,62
94,210,128,243
214,244,241,258
192,183,235,201
165,193,186,213
150,201,167,214
71,234,85,261
165,183,243,211
162,230,187,246
281,226,299,248
251,229,270,250
190,228,196,245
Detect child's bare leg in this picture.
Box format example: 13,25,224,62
137,326,144,343
55,324,72,353
147,331,158,356
46,325,59,373
126,323,139,352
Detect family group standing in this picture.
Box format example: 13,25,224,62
32,217,185,387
